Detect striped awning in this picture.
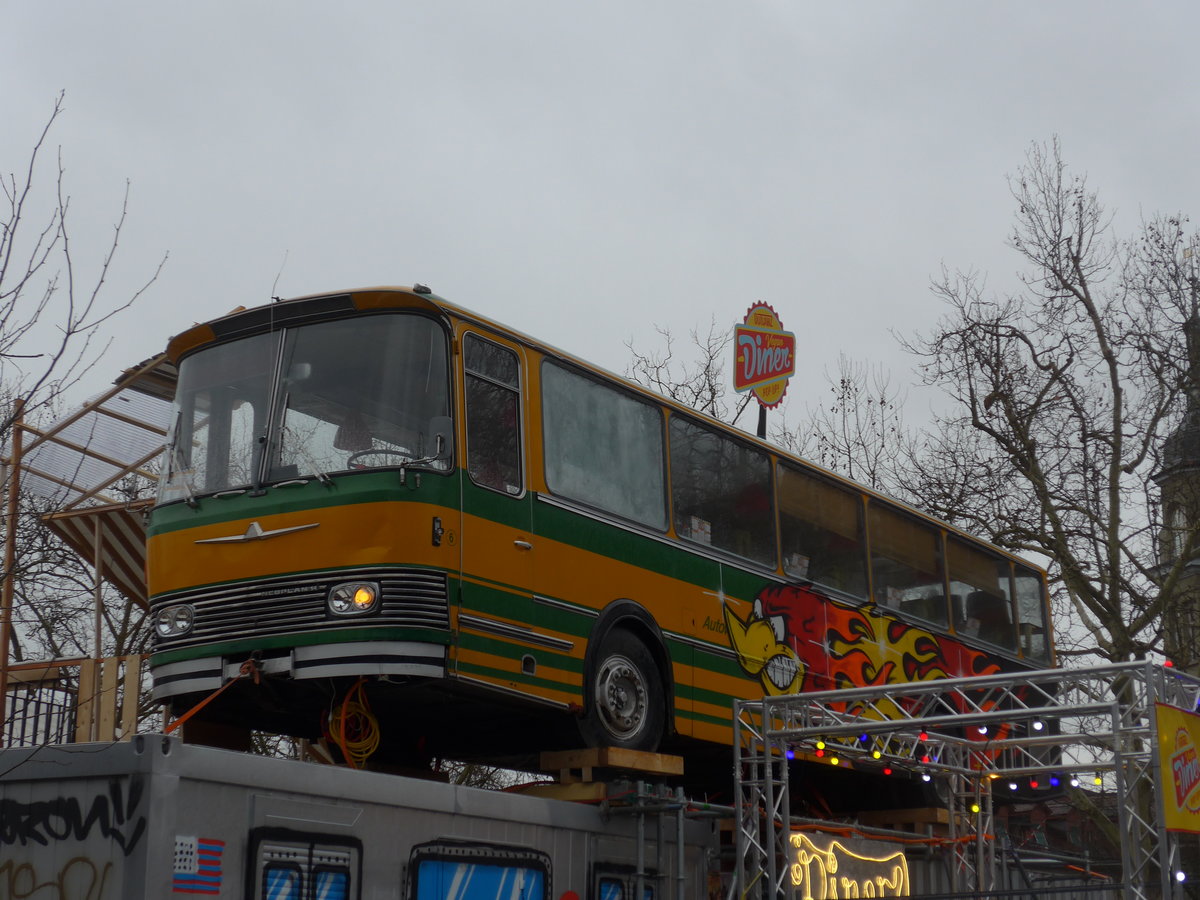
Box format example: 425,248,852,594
40,501,153,609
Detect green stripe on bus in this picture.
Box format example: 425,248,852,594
532,500,725,586
149,470,461,537
455,659,579,695
461,482,533,529
675,681,744,710
460,585,594,639
675,706,736,728
457,631,583,674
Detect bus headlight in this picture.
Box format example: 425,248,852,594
155,604,194,637
328,581,380,616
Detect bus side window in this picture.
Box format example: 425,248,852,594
947,536,1018,652
777,463,868,600
669,416,775,567
541,361,667,529
868,502,948,626
464,334,522,495
1014,562,1050,661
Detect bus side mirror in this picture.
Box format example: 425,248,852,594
429,416,454,461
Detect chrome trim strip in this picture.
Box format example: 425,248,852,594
454,674,572,710
195,520,320,544
150,656,223,700
664,629,738,660
531,594,598,619
458,613,575,652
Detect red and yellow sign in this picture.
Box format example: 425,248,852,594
1157,702,1200,833
734,302,795,409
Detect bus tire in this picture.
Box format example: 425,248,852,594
580,629,664,752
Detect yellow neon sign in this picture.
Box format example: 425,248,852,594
789,832,910,899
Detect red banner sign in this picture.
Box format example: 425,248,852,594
734,302,795,409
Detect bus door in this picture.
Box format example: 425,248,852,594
454,331,537,691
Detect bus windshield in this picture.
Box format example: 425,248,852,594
159,312,451,501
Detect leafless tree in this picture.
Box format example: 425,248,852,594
0,91,165,443
626,318,755,427
1,94,163,740
776,354,913,496
903,138,1200,668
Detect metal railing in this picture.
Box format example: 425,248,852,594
2,655,145,747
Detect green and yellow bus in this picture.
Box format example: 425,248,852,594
148,286,1054,762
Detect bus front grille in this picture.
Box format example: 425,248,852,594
151,566,450,649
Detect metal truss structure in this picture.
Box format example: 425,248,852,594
734,660,1200,900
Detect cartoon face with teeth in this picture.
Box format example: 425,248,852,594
723,596,805,695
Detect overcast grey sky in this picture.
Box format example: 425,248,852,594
5,2,1198,423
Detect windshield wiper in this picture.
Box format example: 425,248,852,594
166,412,199,509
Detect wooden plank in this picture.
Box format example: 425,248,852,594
96,657,119,742
74,660,97,743
858,807,950,826
539,747,685,780
4,665,64,688
514,782,608,802
118,656,141,739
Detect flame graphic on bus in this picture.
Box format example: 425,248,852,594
723,583,1004,700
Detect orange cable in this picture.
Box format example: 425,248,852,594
164,659,259,736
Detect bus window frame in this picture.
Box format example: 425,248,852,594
866,498,949,626
539,357,670,533
667,411,778,570
462,330,526,498
161,308,456,506
776,459,870,602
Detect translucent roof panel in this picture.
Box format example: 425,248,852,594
18,355,175,508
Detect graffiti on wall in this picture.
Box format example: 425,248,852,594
0,777,146,857
0,857,112,900
0,776,147,900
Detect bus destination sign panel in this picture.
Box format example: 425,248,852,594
734,302,795,409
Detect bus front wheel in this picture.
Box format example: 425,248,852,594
580,629,664,752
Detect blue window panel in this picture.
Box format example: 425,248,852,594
415,859,545,900
263,865,302,900
314,869,350,900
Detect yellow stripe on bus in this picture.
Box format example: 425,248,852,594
147,501,459,596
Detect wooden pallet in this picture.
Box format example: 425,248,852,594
539,747,684,784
